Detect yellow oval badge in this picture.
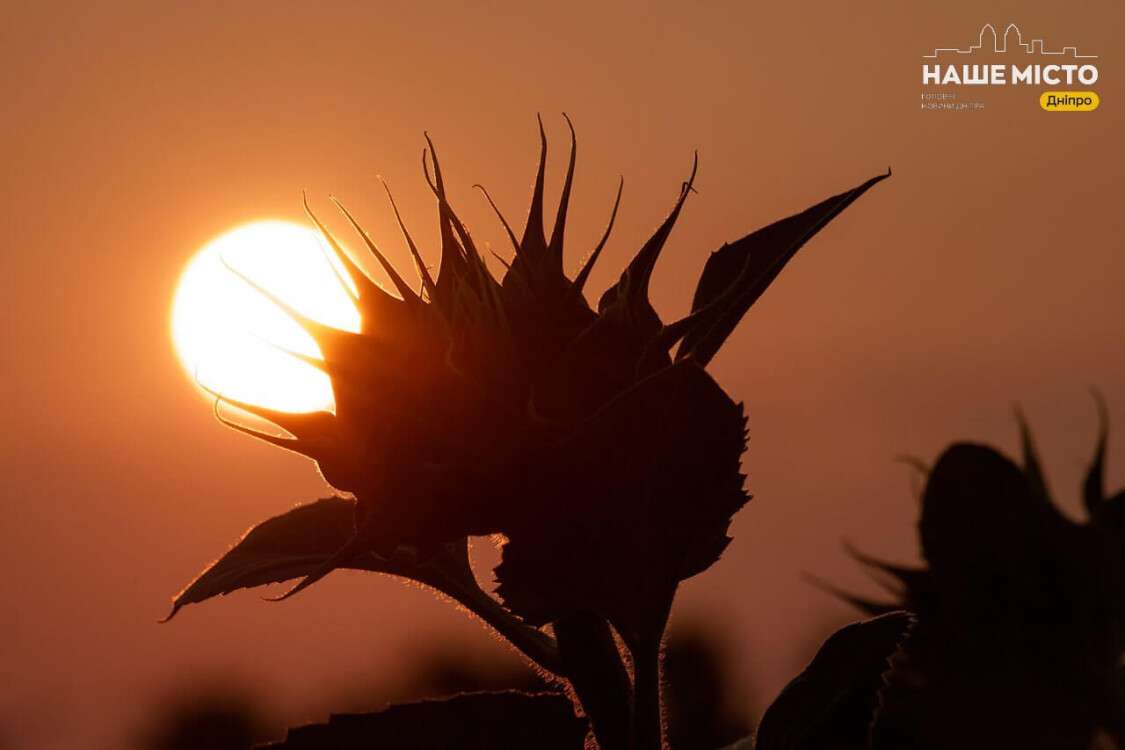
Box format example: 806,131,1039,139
1040,91,1100,111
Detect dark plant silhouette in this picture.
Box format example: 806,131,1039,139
662,627,753,749
394,647,546,699
260,691,588,750
136,687,269,750
832,403,1125,750
751,611,914,750
139,626,751,750
165,116,889,748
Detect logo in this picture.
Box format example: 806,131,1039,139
921,24,1100,112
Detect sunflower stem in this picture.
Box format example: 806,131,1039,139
424,563,562,675
621,590,675,750
556,612,632,750
630,630,664,750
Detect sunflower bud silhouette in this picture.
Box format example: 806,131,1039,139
836,402,1125,750
167,116,887,749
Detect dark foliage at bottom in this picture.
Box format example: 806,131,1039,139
257,691,587,750
137,691,268,750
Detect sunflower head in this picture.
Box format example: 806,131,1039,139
840,403,1125,749
211,116,887,631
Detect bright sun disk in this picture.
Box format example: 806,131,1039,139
171,220,361,414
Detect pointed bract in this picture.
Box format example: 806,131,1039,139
571,177,623,296
1015,407,1053,503
1084,390,1109,517
599,153,697,316
547,113,577,263
474,183,521,254
331,198,421,305
520,114,550,260
380,178,437,300
677,169,890,366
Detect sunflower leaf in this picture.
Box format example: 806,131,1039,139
162,497,377,620
755,612,914,750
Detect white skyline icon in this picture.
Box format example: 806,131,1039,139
924,23,1097,59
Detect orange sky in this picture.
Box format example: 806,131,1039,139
2,1,1123,747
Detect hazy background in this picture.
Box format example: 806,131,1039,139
2,1,1122,747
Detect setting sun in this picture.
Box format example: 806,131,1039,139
171,220,361,414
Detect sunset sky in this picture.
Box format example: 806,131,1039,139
2,1,1123,747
